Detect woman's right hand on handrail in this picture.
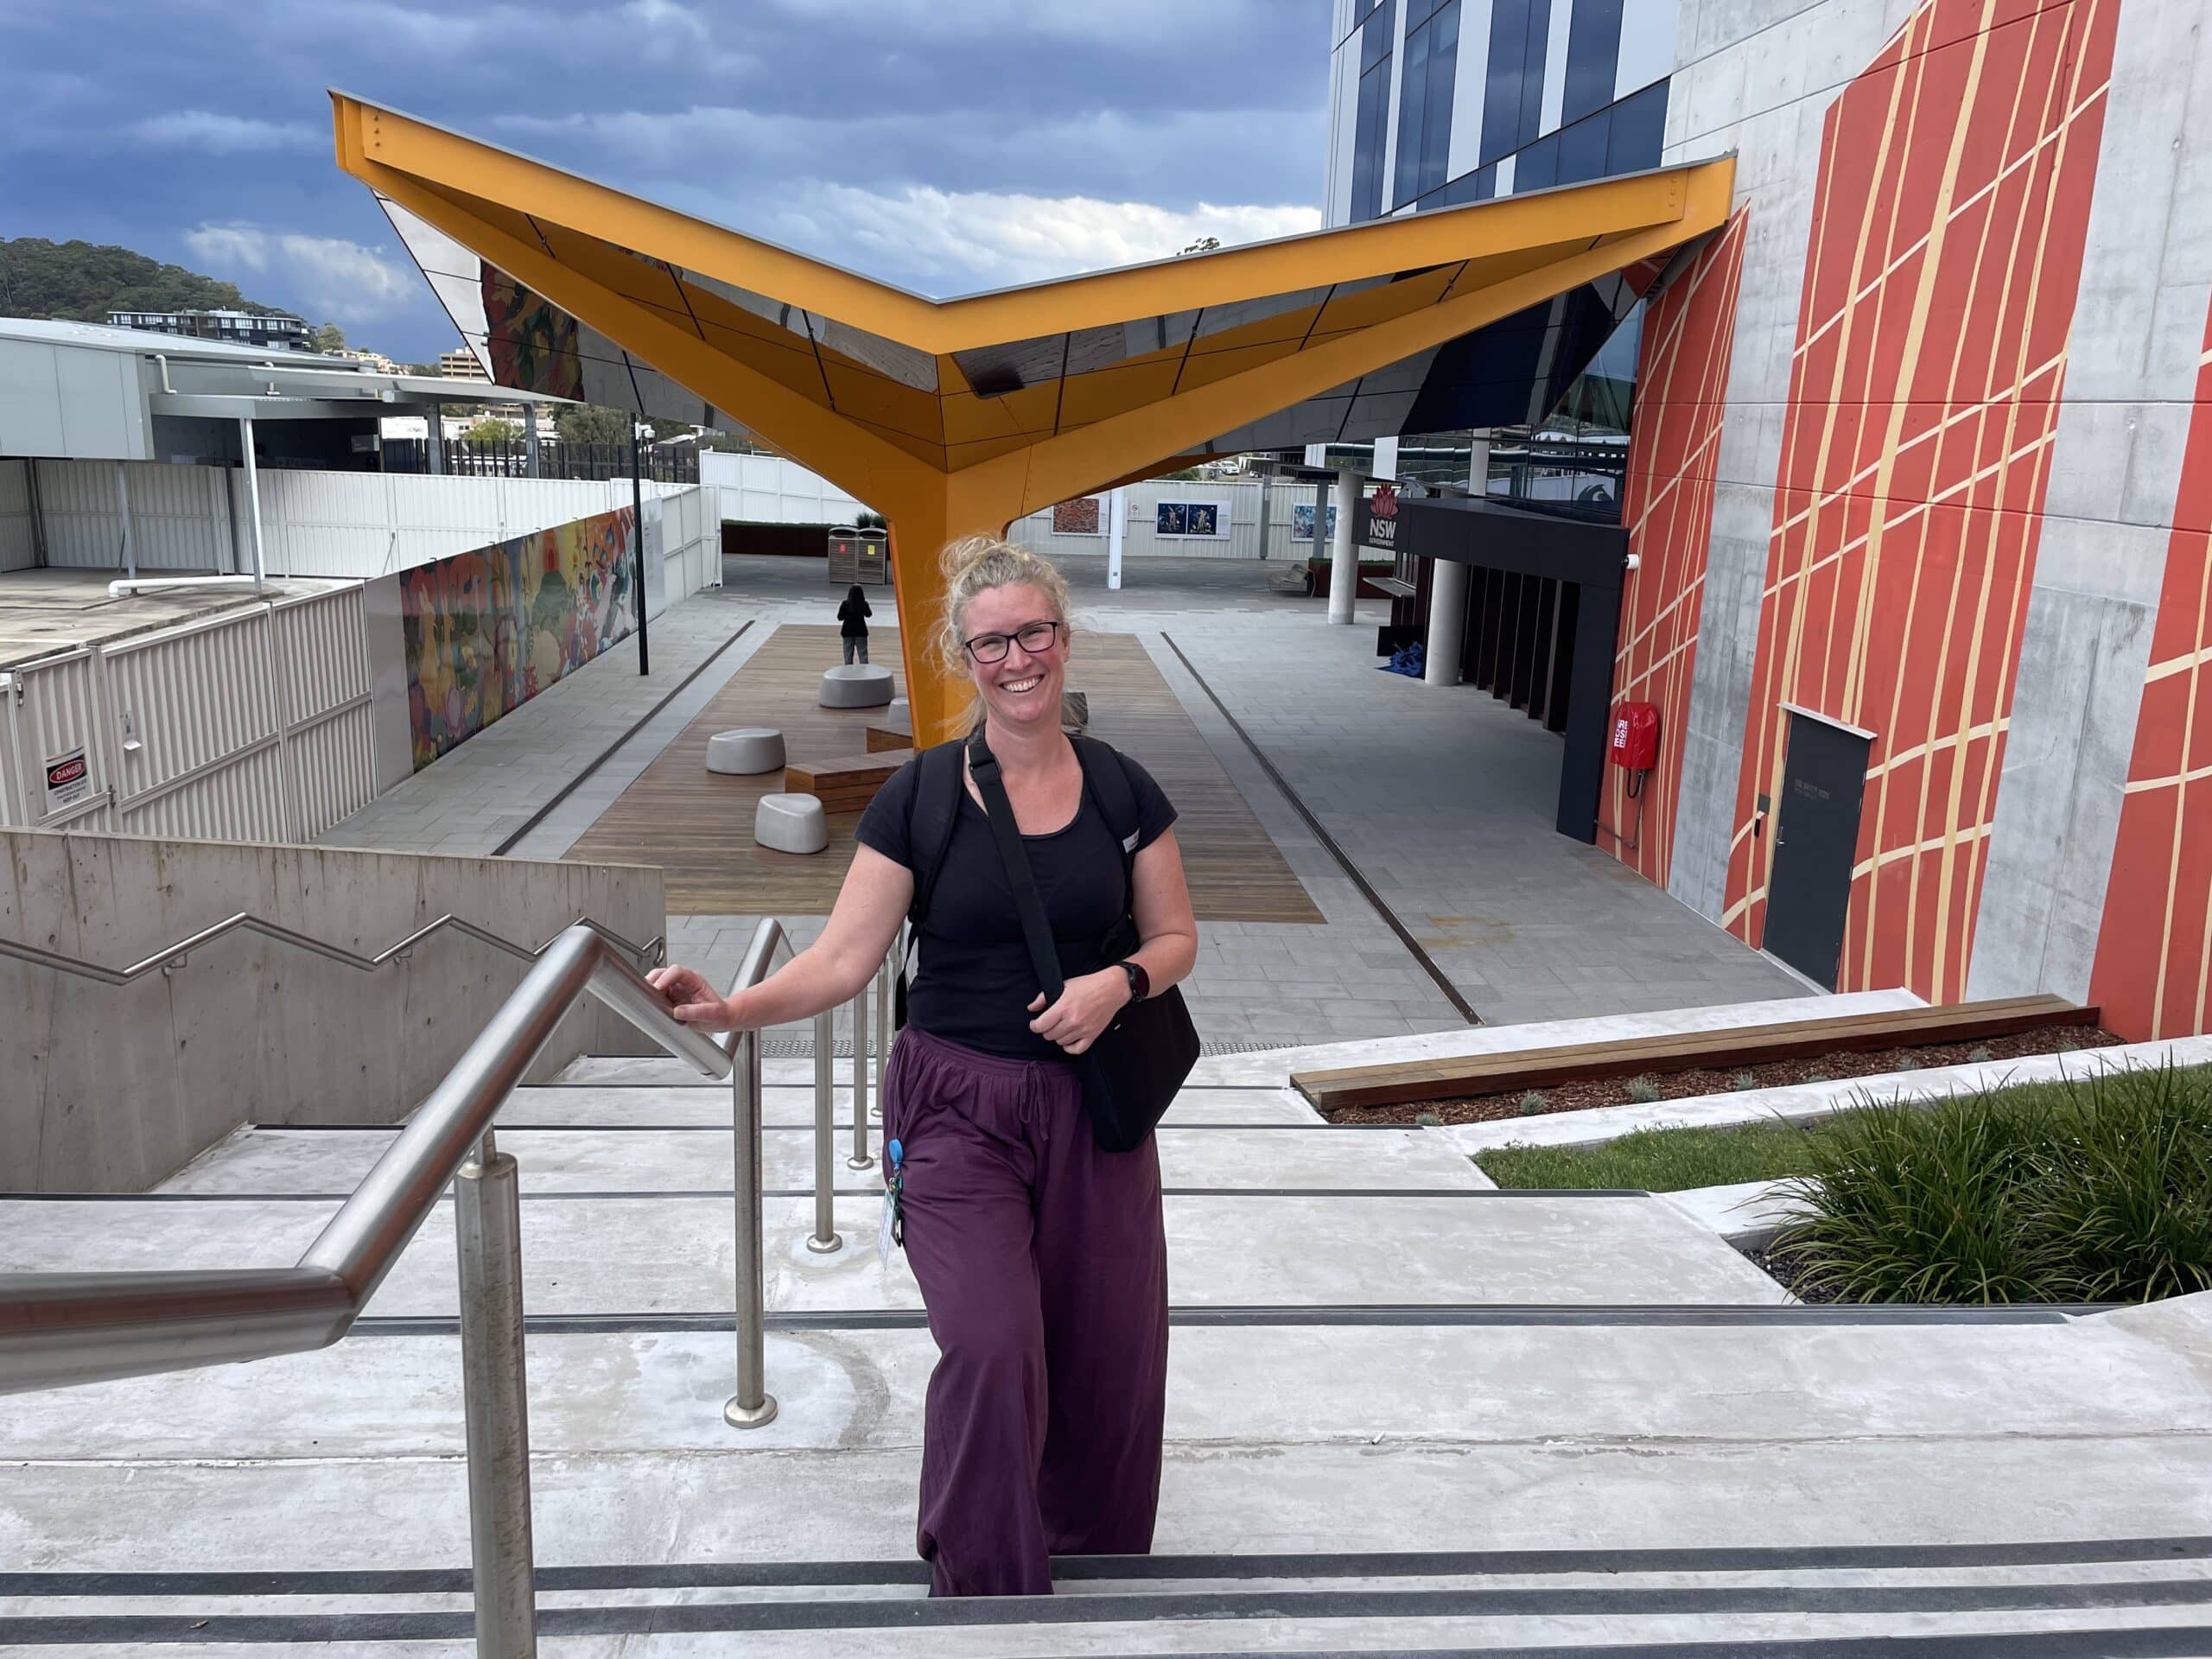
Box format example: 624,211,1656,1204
647,964,737,1030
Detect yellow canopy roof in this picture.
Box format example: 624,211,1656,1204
332,92,1732,742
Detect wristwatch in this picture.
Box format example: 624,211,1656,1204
1116,960,1151,1003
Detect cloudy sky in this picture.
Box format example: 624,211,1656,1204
0,0,1337,362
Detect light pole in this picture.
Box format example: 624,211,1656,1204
632,421,651,676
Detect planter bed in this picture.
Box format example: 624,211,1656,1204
1325,1021,2119,1126
1475,1064,2212,1307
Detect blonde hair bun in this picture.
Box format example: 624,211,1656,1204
933,535,1073,677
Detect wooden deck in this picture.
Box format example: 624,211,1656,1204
566,624,1322,922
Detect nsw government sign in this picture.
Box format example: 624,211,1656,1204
1353,482,1399,557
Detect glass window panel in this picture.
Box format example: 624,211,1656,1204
1361,0,1398,73
1419,0,1460,198
1480,0,1530,164
1394,22,1431,207
1556,109,1610,185
1354,63,1392,220
1517,0,1552,153
1561,0,1623,127
1604,79,1668,174
1515,131,1559,191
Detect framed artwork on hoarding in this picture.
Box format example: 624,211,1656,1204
1291,503,1338,542
1155,499,1228,538
1052,496,1102,534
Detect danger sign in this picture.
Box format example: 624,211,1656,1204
44,746,91,815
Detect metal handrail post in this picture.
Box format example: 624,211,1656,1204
454,1128,537,1658
807,1009,842,1253
847,976,872,1170
722,1027,777,1429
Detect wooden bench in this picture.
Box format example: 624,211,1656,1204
1291,995,2100,1112
784,748,912,813
864,721,912,753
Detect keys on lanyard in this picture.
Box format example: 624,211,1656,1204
878,1138,905,1267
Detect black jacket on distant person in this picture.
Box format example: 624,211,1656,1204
837,586,872,639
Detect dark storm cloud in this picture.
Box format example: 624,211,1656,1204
0,0,1332,359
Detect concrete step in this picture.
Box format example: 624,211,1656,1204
10,1555,2212,1654
11,1318,2208,1465
499,1080,1327,1125
556,989,1927,1095
155,1122,1484,1198
0,1189,1790,1313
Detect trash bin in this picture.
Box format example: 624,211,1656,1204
826,525,890,585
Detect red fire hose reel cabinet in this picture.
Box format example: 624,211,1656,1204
1610,702,1660,772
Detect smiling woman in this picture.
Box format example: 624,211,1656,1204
648,534,1199,1598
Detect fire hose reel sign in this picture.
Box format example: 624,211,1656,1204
44,746,91,814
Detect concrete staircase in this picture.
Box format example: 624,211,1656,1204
8,1006,2212,1655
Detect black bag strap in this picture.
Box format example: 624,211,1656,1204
965,726,1068,1006
903,738,967,932
1071,734,1141,916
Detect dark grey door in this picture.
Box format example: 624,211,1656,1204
1764,713,1871,989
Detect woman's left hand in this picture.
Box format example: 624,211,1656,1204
1027,969,1131,1055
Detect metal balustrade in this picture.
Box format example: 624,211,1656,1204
0,912,906,1658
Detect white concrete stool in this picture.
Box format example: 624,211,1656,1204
820,664,895,709
705,728,785,776
754,792,828,855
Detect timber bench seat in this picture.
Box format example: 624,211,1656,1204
1291,995,2101,1112
783,748,913,813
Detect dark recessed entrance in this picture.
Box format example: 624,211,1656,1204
1394,496,1627,843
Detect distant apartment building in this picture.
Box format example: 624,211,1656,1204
437,347,490,381
337,346,403,374
105,308,312,351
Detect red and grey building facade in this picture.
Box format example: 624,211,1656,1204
1322,0,2212,1043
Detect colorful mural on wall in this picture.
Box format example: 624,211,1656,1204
1608,207,1749,887
2089,296,2212,1039
1719,0,2120,1001
482,267,585,402
403,505,638,769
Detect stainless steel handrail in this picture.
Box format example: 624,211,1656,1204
720,918,902,1431
723,918,788,1430
0,924,725,1395
0,909,665,986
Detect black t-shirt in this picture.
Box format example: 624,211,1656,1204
836,597,870,638
856,746,1178,1060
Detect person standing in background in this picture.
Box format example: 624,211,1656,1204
837,582,872,664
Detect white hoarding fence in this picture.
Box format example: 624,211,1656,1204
0,584,377,844
25,460,709,587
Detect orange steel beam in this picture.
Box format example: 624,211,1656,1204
331,92,1735,747
334,92,1713,352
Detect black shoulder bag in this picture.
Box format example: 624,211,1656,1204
964,727,1198,1153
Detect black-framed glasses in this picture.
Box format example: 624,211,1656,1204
960,620,1064,664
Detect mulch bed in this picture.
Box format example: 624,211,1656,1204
1742,1245,1840,1305
1321,1023,2123,1126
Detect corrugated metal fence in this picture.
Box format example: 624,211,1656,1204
0,461,35,574
0,584,376,842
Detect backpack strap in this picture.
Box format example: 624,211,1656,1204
1071,734,1143,915
902,738,968,932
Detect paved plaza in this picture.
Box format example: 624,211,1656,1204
323,552,1802,1041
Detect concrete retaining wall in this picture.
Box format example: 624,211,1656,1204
1,830,665,1193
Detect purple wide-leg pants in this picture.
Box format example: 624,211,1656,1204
881,1025,1170,1598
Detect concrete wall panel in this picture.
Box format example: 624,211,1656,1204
0,830,664,1192
1970,0,2212,1009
